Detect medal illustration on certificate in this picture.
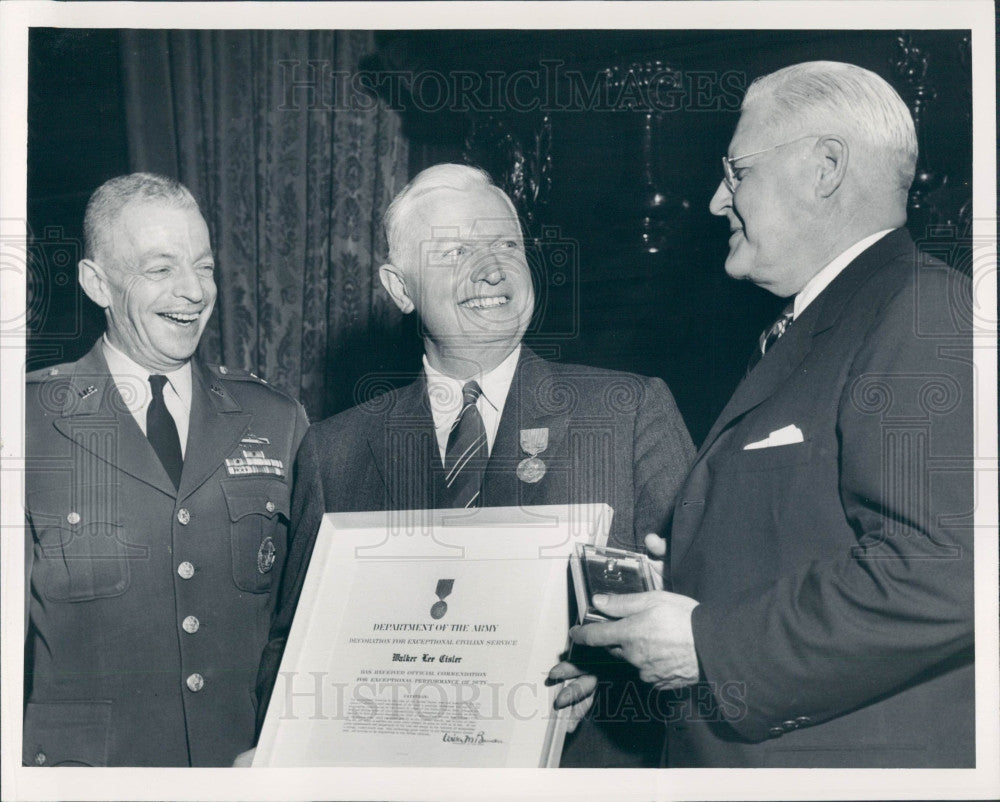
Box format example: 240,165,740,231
430,578,454,619
516,427,549,483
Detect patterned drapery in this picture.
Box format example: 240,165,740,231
120,30,409,419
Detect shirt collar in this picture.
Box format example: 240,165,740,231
423,345,521,424
793,228,895,319
101,335,193,412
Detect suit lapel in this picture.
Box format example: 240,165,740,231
51,342,177,497
484,348,568,507
177,361,251,500
374,376,438,510
695,311,816,457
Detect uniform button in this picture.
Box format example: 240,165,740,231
265,500,275,513
66,511,80,525
177,508,191,525
182,615,200,633
767,726,784,738
34,751,46,765
781,719,798,731
218,365,228,375
177,561,195,580
794,716,811,726
186,673,204,692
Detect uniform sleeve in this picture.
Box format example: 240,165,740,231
632,377,696,547
254,426,324,735
690,273,974,741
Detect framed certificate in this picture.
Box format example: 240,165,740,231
254,503,612,768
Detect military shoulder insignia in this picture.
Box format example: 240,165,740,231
211,364,269,384
26,362,74,383
208,363,300,408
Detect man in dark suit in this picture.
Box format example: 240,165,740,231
254,163,695,766
557,61,974,767
24,173,308,766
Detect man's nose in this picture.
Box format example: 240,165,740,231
709,180,731,216
472,252,506,285
173,264,207,301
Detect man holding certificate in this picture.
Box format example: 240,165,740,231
255,163,695,766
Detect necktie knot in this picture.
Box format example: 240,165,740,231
759,306,794,355
149,374,169,397
747,303,795,374
461,380,482,408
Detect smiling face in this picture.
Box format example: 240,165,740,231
89,200,216,372
709,103,819,297
384,185,535,376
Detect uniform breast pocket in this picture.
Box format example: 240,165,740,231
25,486,134,603
221,478,290,593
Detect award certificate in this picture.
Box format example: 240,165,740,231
254,503,612,767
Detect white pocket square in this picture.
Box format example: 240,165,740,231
743,424,805,450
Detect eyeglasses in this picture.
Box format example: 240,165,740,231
721,135,820,193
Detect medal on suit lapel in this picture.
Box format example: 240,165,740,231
516,427,549,483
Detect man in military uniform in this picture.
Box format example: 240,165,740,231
24,173,308,766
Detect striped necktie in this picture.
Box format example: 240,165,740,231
441,381,488,509
747,303,794,373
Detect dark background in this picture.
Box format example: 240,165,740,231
27,28,972,445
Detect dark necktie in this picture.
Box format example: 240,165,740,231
441,381,488,509
747,303,794,373
147,374,183,489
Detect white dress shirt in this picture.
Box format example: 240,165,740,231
102,336,193,457
793,229,894,319
424,345,521,466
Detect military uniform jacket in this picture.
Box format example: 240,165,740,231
256,347,696,765
24,342,308,767
666,228,974,767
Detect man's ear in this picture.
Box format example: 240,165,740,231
815,136,848,198
378,263,415,314
78,259,112,308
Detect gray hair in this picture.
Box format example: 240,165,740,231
743,61,918,192
83,173,201,261
383,163,519,268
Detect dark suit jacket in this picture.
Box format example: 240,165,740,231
257,347,695,765
666,228,974,767
24,342,308,766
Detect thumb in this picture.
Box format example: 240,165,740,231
592,590,665,618
644,533,667,559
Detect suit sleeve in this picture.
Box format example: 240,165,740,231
291,401,309,455
254,426,325,736
25,512,34,640
632,377,696,547
690,273,974,741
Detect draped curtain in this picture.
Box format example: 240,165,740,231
119,30,410,419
